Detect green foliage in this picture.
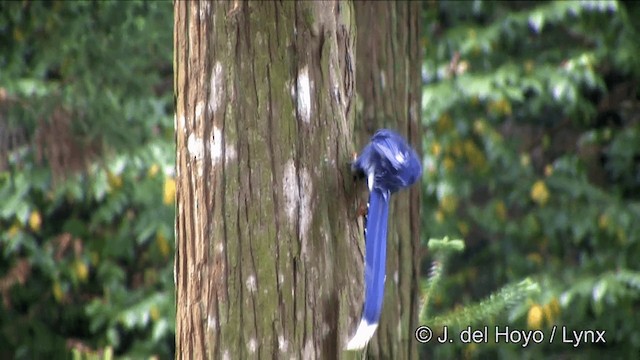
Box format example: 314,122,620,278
422,0,640,358
420,237,465,320
0,0,173,149
0,147,176,359
420,237,539,330
428,278,540,331
72,346,113,360
0,1,174,358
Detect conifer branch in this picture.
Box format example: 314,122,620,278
427,279,539,328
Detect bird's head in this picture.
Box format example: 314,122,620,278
368,129,422,193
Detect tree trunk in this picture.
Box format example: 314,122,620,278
174,1,359,358
174,1,421,359
354,2,423,359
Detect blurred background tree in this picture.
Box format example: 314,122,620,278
0,1,175,358
1,0,640,358
421,0,640,358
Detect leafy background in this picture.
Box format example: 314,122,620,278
421,1,640,359
1,0,639,359
1,1,175,358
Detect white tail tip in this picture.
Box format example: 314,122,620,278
345,319,378,350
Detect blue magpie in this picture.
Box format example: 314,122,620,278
346,129,422,350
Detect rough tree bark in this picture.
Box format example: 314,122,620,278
354,3,423,359
174,1,422,359
174,1,359,358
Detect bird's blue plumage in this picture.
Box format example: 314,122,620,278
346,129,422,350
352,129,422,193
362,188,389,324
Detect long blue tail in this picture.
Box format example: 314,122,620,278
346,188,390,349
